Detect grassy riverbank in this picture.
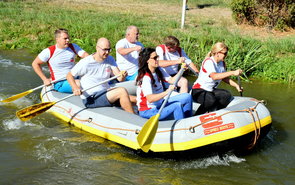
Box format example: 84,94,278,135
0,0,294,83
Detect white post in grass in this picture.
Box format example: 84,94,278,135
181,0,187,29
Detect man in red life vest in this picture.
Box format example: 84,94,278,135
32,28,89,93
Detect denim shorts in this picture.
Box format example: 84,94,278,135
82,90,111,108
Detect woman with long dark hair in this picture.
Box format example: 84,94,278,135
136,48,192,120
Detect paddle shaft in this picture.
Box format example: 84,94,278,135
55,75,120,104
158,67,185,114
31,78,65,91
238,76,243,97
187,65,199,76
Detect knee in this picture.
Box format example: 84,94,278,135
118,87,129,95
178,77,188,87
182,93,192,102
175,102,183,109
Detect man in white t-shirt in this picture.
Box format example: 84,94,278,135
67,38,134,114
32,28,89,93
156,36,199,93
115,25,144,81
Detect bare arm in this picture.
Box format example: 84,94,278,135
158,56,184,68
117,45,142,56
210,69,242,81
80,51,89,58
112,67,127,82
66,72,81,95
223,78,243,92
146,85,175,103
32,56,51,86
158,59,180,67
188,62,199,73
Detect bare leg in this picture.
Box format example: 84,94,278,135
177,77,189,93
107,87,135,114
129,95,137,104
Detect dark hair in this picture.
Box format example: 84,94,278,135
136,48,164,86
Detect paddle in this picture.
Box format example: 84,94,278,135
187,65,199,76
1,78,64,103
137,66,186,153
16,74,121,121
238,75,243,97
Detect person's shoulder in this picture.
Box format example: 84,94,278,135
115,38,127,49
203,57,214,63
106,55,116,63
70,43,80,47
116,38,126,44
142,73,152,80
136,41,144,46
38,47,51,59
156,45,164,50
40,47,50,53
79,54,92,63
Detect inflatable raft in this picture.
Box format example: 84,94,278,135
40,81,272,153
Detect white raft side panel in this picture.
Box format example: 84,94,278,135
111,80,137,96
182,98,271,140
147,98,269,145
41,87,190,145
41,89,146,143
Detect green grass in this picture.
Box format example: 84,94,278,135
0,0,294,83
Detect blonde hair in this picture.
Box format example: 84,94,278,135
205,42,228,58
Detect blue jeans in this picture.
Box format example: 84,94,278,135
139,93,192,120
54,80,72,93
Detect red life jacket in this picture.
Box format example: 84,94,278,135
47,43,78,62
158,44,182,57
46,43,78,80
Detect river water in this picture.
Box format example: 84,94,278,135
0,49,294,184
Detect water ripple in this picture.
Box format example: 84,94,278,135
2,118,36,130
0,58,49,72
0,58,32,71
173,153,246,169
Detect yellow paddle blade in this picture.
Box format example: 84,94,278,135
1,89,34,103
16,102,56,121
137,114,160,153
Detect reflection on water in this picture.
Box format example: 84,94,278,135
1,49,295,184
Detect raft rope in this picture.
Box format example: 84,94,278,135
43,87,264,147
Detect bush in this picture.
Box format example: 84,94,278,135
230,0,256,24
231,0,295,31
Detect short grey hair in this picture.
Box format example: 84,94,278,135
125,25,138,36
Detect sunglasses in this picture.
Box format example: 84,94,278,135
219,51,228,56
150,55,159,60
98,46,112,52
